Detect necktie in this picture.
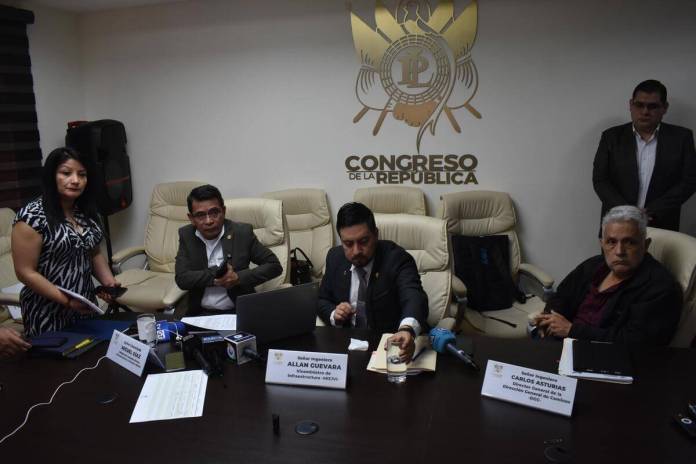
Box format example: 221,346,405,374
355,266,368,328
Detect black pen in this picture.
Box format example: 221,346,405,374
411,347,427,362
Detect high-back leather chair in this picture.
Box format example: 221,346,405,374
262,188,333,279
437,190,554,338
646,227,696,348
112,181,202,312
354,186,427,215
0,208,22,331
374,213,455,329
224,198,290,293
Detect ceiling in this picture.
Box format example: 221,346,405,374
24,0,185,12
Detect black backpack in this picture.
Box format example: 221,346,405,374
451,235,526,312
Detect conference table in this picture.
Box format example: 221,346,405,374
1,326,694,463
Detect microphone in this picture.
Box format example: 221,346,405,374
429,327,479,371
224,331,261,364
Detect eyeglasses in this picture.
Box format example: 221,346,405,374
191,207,223,221
631,101,663,111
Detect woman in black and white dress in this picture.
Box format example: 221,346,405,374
12,147,120,337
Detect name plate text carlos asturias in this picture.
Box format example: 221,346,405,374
481,360,577,417
265,349,347,389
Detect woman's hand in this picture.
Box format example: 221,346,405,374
96,281,122,304
65,296,92,315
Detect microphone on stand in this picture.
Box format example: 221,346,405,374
429,327,479,371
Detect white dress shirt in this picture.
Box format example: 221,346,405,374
634,125,659,208
195,227,235,311
330,259,421,335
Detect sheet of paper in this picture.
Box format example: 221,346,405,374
181,314,237,331
56,286,105,315
1,283,24,319
130,370,208,423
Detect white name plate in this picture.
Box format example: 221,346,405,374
265,349,348,389
481,360,577,417
106,330,150,377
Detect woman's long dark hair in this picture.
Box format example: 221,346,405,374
41,147,100,228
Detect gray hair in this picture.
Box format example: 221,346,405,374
601,205,648,238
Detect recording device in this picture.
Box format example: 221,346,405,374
673,401,696,439
215,254,234,279
224,331,261,365
674,414,696,438
182,332,227,376
429,327,480,371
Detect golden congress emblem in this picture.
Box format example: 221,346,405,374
349,0,480,152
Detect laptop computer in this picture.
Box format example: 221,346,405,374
236,282,319,345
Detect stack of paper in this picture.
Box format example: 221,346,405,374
366,333,437,375
130,370,208,423
558,338,633,384
57,286,104,315
181,314,237,331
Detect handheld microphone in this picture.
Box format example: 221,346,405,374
224,331,261,364
429,327,479,371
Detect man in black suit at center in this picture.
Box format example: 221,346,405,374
593,79,696,231
317,202,428,362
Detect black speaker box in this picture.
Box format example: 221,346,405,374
65,119,132,216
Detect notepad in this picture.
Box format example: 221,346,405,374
366,333,437,374
57,286,105,315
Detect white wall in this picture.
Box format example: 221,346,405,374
27,0,696,282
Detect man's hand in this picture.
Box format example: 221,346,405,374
214,264,240,289
536,311,572,338
332,302,355,324
385,330,415,363
0,327,31,358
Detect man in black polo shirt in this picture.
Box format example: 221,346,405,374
532,205,681,345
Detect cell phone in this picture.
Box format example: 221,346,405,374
95,286,127,298
674,414,696,438
165,351,186,372
214,254,233,278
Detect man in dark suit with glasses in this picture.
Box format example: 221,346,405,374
593,79,696,231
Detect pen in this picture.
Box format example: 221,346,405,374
62,338,93,356
412,347,427,362
74,338,93,350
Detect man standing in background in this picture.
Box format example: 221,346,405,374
593,79,696,231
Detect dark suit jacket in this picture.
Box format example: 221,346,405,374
317,240,429,333
592,122,696,231
175,219,282,315
545,254,681,346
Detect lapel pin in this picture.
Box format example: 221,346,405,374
226,235,232,240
